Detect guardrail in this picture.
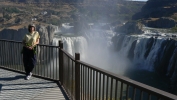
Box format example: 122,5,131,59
0,39,59,80
0,39,177,100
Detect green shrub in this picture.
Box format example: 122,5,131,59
2,7,21,13
170,26,177,33
47,19,59,25
3,14,11,20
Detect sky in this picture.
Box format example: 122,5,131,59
132,0,147,1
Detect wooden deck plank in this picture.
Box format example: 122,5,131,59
0,68,66,100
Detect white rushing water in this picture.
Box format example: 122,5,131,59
51,24,177,76
51,23,131,74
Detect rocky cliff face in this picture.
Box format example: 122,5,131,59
114,21,144,34
145,17,176,28
133,0,177,19
0,24,58,45
47,25,57,45
132,0,177,28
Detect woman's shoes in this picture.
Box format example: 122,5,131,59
26,72,33,80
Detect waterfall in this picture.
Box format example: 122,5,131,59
113,26,177,77
51,23,177,78
53,36,88,60
51,23,132,74
112,32,177,93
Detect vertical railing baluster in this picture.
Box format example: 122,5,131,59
115,80,118,100
72,59,74,99
13,42,15,70
0,41,1,65
16,42,19,70
36,45,41,76
12,41,14,68
110,77,113,100
106,76,109,100
13,42,15,69
75,53,80,100
67,56,70,90
6,42,9,67
6,42,8,67
38,45,41,76
7,41,9,67
0,41,2,65
93,70,95,100
14,42,16,69
1,41,3,66
95,71,98,100
49,47,51,78
81,64,83,100
102,75,105,100
90,69,92,100
5,41,7,67
132,88,136,100
56,47,58,80
148,93,151,100
126,84,129,100
99,72,101,100
87,67,89,100
55,47,57,79
45,46,47,77
4,41,6,66
46,46,48,77
120,82,123,100
4,41,5,67
19,42,22,71
82,65,84,100
85,66,87,100
17,42,20,71
52,47,54,79
2,41,4,66
140,90,143,100
43,46,46,77
59,41,63,85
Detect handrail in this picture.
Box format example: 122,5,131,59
0,39,59,47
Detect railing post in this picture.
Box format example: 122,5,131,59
59,41,63,85
75,53,80,100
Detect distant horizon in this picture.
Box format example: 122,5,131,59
132,0,147,1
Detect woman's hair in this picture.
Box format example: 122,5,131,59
28,24,36,32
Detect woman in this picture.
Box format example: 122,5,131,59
22,24,40,80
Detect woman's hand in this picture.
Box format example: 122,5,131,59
28,46,33,50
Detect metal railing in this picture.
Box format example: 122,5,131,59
0,39,60,80
0,39,177,100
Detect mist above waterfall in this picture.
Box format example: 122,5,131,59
53,23,131,75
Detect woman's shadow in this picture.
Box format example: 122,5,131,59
0,75,25,93
0,75,25,81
